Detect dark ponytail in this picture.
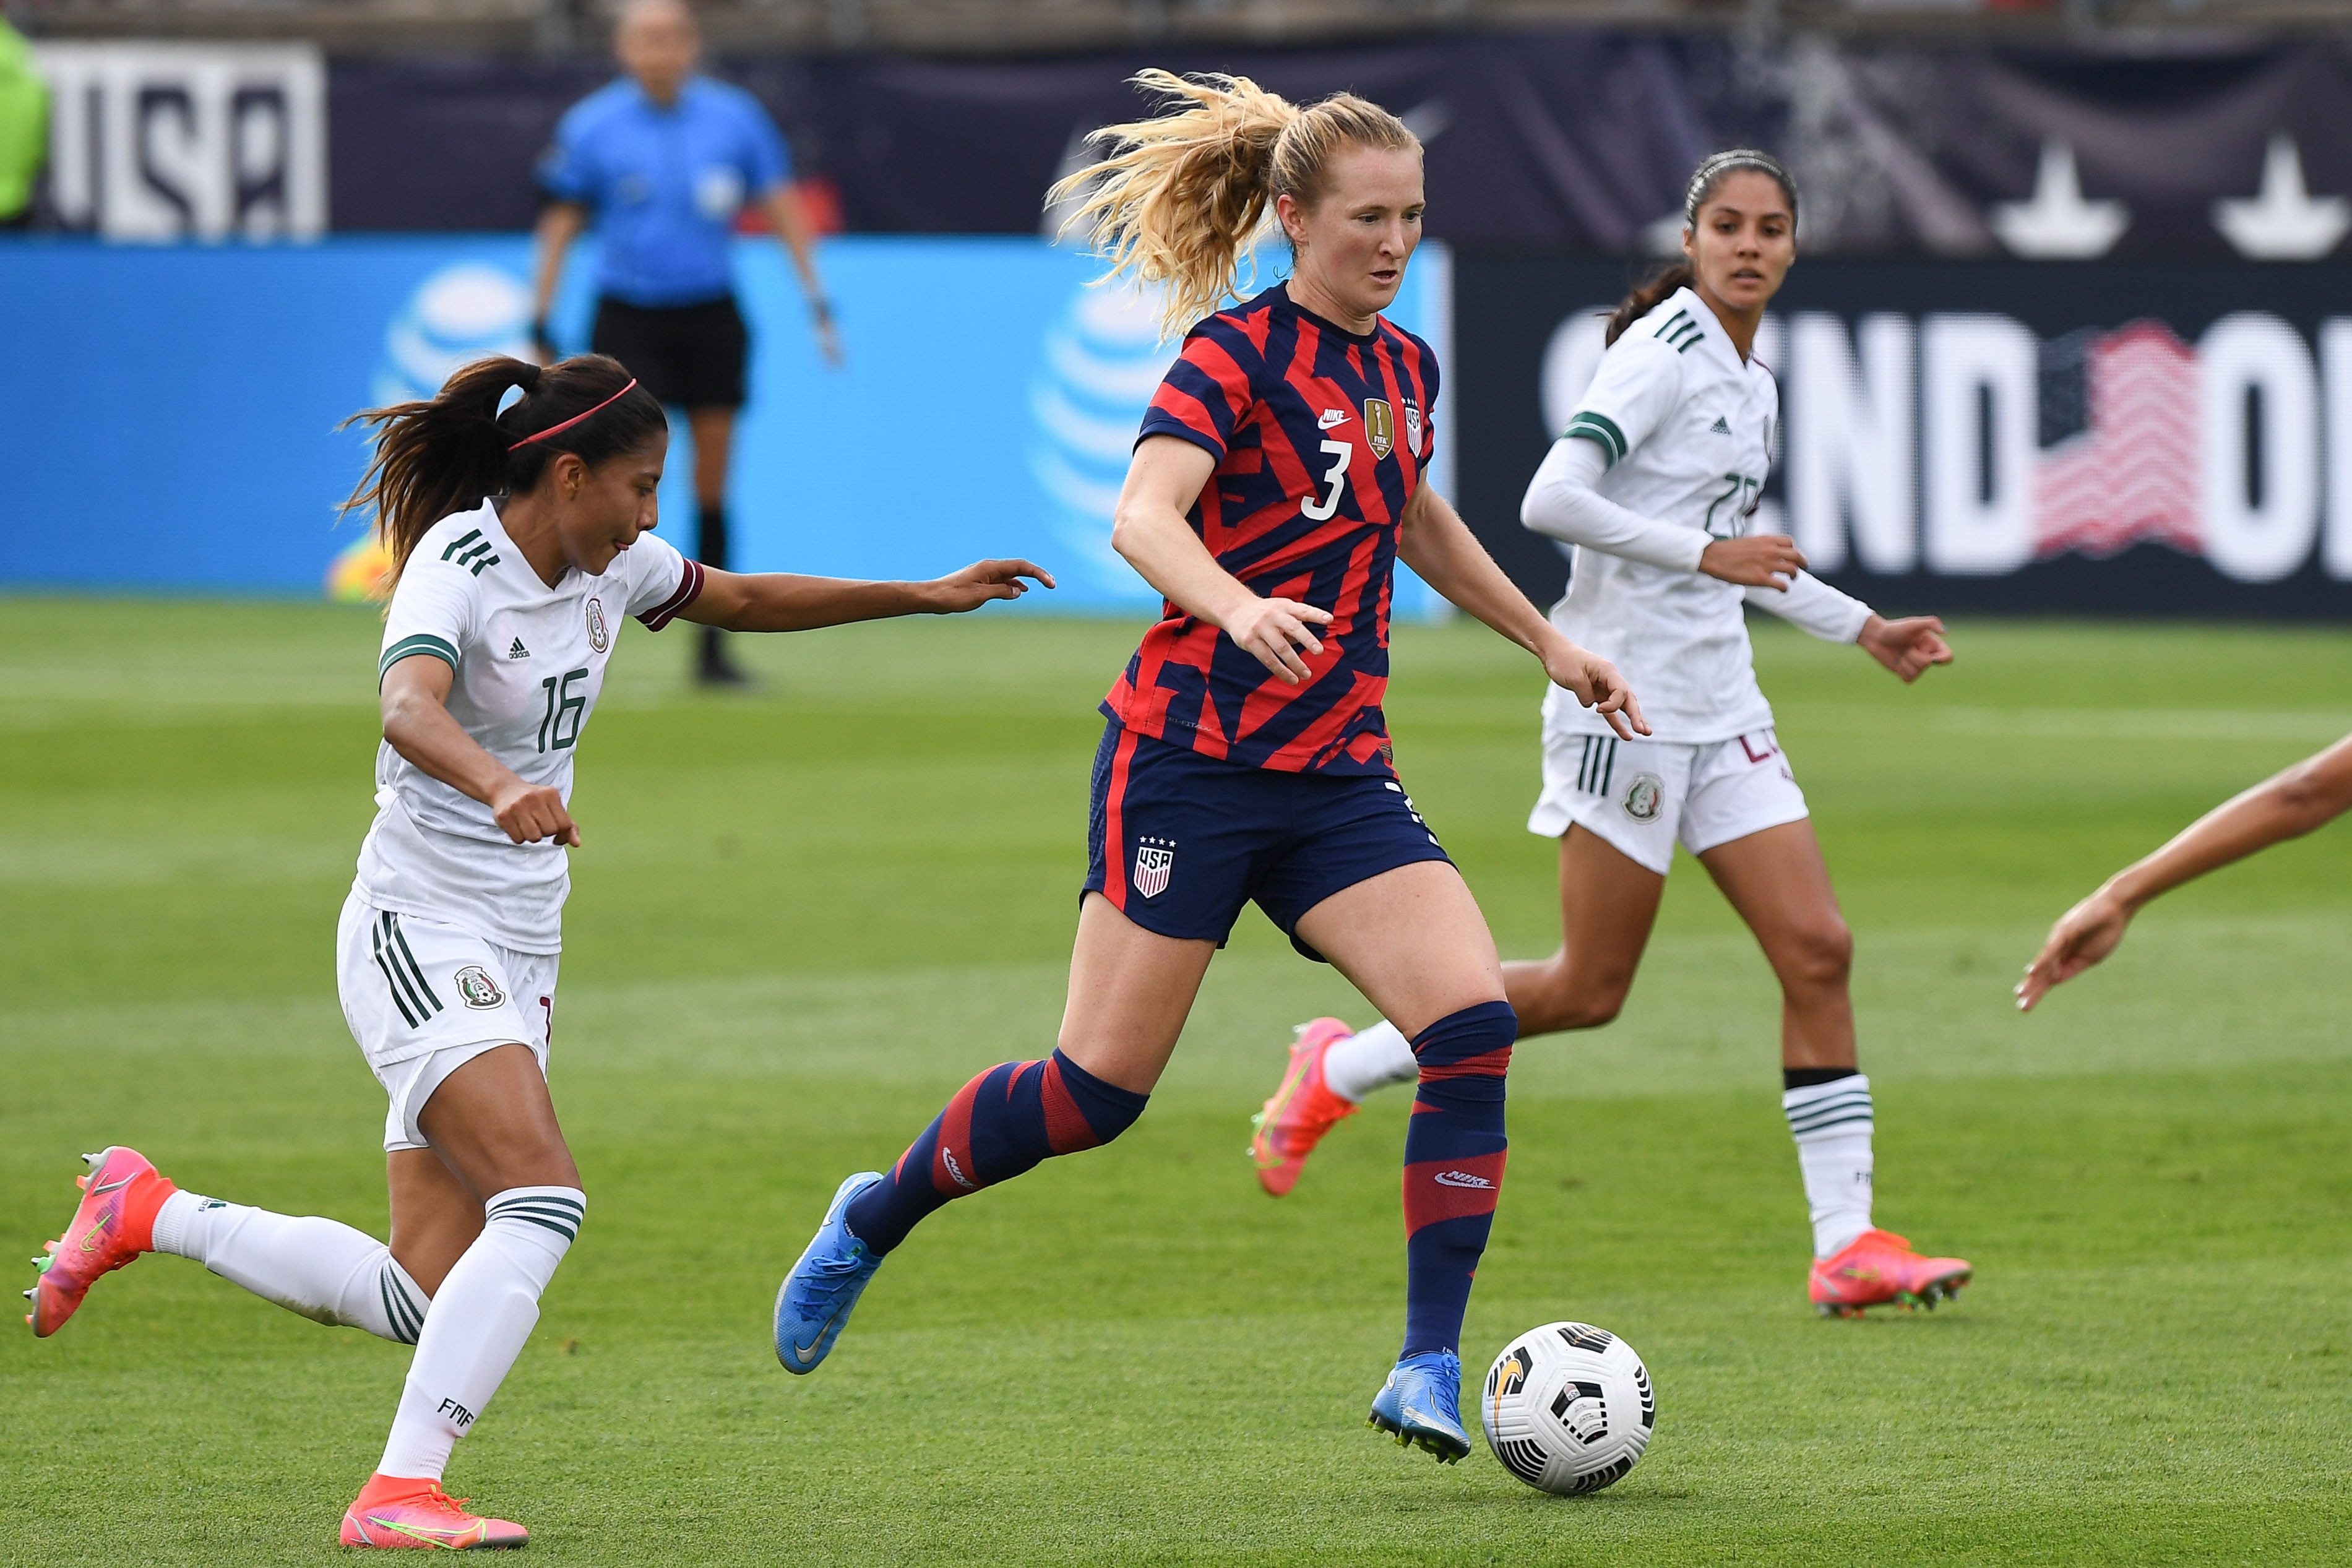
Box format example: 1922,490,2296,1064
339,352,666,589
1603,148,1799,347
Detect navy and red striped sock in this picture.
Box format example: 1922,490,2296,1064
1399,1000,1515,1358
843,1048,1148,1256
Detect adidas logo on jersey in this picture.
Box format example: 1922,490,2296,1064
508,639,530,660
1710,416,1731,435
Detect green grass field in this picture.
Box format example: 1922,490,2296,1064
4,601,2349,1565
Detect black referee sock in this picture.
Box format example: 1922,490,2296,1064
697,502,729,573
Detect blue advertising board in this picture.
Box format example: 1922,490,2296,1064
0,235,1452,614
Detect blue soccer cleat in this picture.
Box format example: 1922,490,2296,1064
1368,1350,1473,1463
774,1171,885,1375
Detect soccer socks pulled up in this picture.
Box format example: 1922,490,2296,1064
1322,1019,1420,1104
843,1048,1148,1256
1783,1071,1875,1259
376,1186,583,1483
1400,1001,1515,1358
151,1191,430,1344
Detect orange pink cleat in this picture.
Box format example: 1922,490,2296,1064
1809,1228,1973,1317
25,1146,176,1338
1247,1017,1360,1197
340,1475,528,1550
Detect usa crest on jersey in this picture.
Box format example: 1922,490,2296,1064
1133,837,1175,899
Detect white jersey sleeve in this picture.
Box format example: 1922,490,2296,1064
378,541,483,687
1746,571,1872,644
620,532,705,629
1562,332,1687,472
1522,434,1708,573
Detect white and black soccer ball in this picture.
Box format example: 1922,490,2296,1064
1480,1322,1656,1495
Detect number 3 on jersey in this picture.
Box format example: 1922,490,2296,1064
1301,439,1352,522
537,668,588,752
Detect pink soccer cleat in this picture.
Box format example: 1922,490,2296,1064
340,1475,528,1550
25,1147,176,1338
1810,1228,1973,1318
1247,1017,1361,1197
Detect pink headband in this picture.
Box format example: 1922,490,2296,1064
507,378,639,451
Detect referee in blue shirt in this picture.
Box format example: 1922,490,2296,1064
530,0,840,685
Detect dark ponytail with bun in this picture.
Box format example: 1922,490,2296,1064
339,352,665,588
1604,148,1799,346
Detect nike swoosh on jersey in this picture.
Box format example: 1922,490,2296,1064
1318,408,1348,428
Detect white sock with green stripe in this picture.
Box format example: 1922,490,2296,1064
376,1186,584,1481
1783,1074,1875,1259
150,1190,429,1345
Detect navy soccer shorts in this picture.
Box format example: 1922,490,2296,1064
1083,720,1454,960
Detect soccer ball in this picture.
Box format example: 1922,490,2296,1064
1480,1322,1656,1495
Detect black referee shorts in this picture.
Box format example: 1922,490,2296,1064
590,295,749,410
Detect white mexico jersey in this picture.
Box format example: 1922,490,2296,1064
354,501,704,952
1546,287,1786,743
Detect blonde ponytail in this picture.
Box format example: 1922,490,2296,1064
1049,70,1421,341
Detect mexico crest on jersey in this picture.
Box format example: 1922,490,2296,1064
454,965,506,1010
585,597,610,654
1132,837,1175,900
1363,398,1395,460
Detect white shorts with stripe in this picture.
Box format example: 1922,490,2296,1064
335,889,558,1153
1527,727,1809,876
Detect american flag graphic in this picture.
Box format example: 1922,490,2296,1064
2035,320,2202,559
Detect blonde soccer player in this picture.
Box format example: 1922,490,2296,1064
770,72,1643,1464
1247,150,1975,1318
24,353,1048,1548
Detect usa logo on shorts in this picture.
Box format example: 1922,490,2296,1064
1133,837,1175,900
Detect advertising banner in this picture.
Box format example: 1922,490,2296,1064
33,42,326,241
308,37,2352,262
0,234,1449,611
1452,257,2352,618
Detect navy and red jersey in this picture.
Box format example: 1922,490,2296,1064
1104,282,1440,777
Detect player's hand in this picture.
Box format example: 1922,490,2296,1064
1225,597,1333,685
2014,887,2132,1011
489,777,580,846
1699,535,1806,590
814,319,845,369
1860,614,1954,684
923,559,1056,613
1542,639,1649,741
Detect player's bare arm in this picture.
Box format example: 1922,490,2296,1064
381,654,579,847
1111,433,1333,686
685,559,1055,633
1698,533,1806,590
1858,614,1954,683
1396,482,1647,739
2017,730,2352,1010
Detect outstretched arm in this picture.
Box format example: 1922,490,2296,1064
1400,483,1647,741
2016,731,2352,1010
681,560,1054,634
528,202,587,363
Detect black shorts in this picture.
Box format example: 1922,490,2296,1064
590,296,748,410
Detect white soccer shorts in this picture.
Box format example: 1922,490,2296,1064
1527,727,1809,876
335,890,558,1153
